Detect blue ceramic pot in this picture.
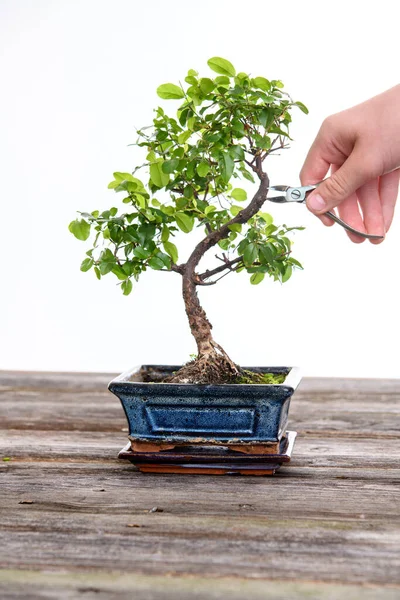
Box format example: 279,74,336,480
108,365,301,446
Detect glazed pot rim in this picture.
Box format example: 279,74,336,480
109,365,302,392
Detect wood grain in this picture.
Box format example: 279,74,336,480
0,370,399,599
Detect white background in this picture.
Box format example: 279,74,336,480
1,0,399,377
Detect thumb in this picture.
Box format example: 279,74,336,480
306,149,369,214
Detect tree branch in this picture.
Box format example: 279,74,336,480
170,263,185,275
199,256,243,281
183,169,270,285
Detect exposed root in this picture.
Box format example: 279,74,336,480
164,350,240,385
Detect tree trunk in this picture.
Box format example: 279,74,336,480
182,268,214,356
166,170,270,384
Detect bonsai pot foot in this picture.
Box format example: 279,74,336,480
130,439,282,455
118,430,297,476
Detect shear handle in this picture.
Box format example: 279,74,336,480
323,210,384,241
301,188,384,241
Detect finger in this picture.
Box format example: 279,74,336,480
302,158,336,228
318,213,335,227
300,147,330,187
379,169,400,233
330,166,366,244
337,195,367,244
300,118,349,186
331,165,364,244
356,178,385,244
306,147,370,215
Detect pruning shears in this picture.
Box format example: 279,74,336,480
267,183,384,241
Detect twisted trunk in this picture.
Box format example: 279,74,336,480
182,272,214,356
167,169,270,384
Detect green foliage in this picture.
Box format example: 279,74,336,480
156,84,185,100
69,219,90,241
235,370,286,384
70,57,308,294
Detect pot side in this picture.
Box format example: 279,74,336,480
108,365,302,445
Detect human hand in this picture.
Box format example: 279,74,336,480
300,85,400,243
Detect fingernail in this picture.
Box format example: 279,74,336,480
308,193,326,212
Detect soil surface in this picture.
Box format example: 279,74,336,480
139,363,286,385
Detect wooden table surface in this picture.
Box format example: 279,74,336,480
0,371,399,599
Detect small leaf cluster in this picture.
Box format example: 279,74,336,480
69,57,307,293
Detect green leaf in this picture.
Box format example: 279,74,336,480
243,242,258,265
220,152,234,183
257,212,273,225
94,267,101,280
113,172,138,183
258,108,274,129
121,279,133,295
80,258,93,272
253,76,271,91
230,205,242,217
185,76,197,85
178,130,192,144
250,272,265,285
295,101,309,114
163,241,178,264
133,246,151,260
69,219,91,241
289,257,303,269
112,265,129,281
150,161,170,188
156,83,184,100
229,145,245,160
231,188,247,202
282,264,292,283
175,212,194,233
218,238,230,250
161,226,169,243
199,78,215,94
183,185,194,199
207,57,236,77
155,251,171,269
108,180,120,189
187,116,197,130
99,249,116,275
241,167,255,183
148,256,165,270
196,161,210,177
231,118,245,135
214,76,230,86
264,224,278,236
259,244,274,264
161,158,180,174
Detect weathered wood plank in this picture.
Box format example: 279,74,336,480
0,527,398,584
1,430,400,469
0,569,399,600
0,371,399,594
1,457,399,585
1,378,399,436
2,461,399,520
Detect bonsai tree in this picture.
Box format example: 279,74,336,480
69,57,307,384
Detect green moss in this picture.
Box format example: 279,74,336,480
234,370,286,385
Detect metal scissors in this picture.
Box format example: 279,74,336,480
267,183,384,240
